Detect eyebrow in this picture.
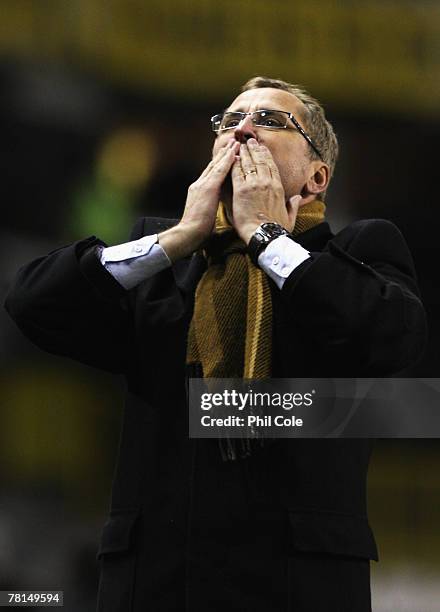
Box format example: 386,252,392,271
225,107,292,114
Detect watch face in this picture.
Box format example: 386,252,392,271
255,226,269,242
258,223,287,242
249,223,289,266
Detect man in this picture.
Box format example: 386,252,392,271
5,77,426,611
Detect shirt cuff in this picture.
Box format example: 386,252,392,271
99,234,171,290
258,235,311,289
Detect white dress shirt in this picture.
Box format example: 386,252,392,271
99,234,310,290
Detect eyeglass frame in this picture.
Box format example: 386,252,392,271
211,109,323,161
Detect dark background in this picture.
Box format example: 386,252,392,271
0,2,439,610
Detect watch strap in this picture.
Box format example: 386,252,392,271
248,223,291,266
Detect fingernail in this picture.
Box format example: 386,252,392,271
247,138,257,145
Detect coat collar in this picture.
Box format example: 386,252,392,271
294,221,333,251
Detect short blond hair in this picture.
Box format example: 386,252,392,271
241,76,339,193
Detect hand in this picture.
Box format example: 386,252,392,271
230,138,303,244
159,139,240,261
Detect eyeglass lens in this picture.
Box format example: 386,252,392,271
216,110,290,131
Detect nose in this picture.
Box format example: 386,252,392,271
233,114,258,143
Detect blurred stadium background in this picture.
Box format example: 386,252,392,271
0,1,439,610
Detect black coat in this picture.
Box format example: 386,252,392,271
5,217,427,612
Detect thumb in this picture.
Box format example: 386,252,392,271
286,195,303,229
289,195,303,209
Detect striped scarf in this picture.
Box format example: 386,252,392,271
187,200,325,459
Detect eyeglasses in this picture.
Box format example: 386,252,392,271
211,109,323,160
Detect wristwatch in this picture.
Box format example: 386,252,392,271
247,222,291,266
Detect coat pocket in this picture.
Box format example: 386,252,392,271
288,510,378,561
96,508,141,612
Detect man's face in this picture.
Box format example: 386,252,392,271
212,87,316,203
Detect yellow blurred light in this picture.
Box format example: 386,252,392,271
98,127,156,189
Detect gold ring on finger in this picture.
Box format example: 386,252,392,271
244,169,257,176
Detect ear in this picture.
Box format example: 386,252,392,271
301,162,330,202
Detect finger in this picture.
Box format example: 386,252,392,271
201,152,236,184
245,139,272,180
263,154,281,181
231,156,245,184
238,142,257,177
249,141,281,180
201,141,237,178
210,142,240,178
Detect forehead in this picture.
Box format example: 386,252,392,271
227,87,305,116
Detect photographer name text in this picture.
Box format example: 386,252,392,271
201,414,303,428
